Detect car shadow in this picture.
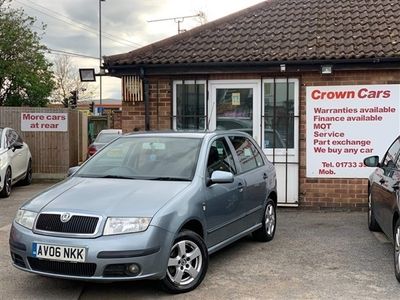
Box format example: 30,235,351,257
79,235,256,298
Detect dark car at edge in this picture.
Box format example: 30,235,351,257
365,135,400,282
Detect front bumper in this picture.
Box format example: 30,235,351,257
9,222,174,281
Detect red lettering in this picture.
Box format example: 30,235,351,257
358,88,368,98
383,90,391,98
311,89,356,100
312,88,391,100
311,89,321,100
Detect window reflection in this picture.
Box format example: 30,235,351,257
264,82,295,149
216,88,253,136
176,84,205,130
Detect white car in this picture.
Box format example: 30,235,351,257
0,127,32,197
88,129,123,157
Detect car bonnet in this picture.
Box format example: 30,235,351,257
22,176,191,218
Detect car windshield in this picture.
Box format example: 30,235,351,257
77,136,202,180
95,133,120,143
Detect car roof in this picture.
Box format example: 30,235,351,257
124,130,251,139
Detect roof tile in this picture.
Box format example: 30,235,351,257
105,0,400,66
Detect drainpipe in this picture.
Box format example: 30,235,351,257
140,68,150,131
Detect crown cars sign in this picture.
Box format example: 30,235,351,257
306,84,400,178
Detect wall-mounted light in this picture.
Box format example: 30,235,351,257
79,68,96,82
321,65,333,75
280,64,286,72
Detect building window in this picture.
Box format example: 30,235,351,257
216,88,253,136
263,79,298,149
173,81,206,130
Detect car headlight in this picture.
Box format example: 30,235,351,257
15,209,38,230
103,217,151,235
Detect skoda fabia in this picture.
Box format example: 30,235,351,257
10,131,277,293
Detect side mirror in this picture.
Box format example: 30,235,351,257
208,170,234,186
9,141,23,151
67,166,80,177
364,155,380,167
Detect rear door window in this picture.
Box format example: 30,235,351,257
228,136,263,173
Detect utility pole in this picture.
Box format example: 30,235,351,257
99,0,105,114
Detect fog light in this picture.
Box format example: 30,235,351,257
126,263,140,275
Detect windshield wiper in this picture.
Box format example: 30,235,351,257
96,175,137,179
146,177,191,181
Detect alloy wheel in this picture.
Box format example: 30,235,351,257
395,226,400,273
5,168,11,195
265,203,275,235
368,193,372,225
167,240,203,286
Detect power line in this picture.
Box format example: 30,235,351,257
47,48,99,60
15,0,141,48
21,0,142,47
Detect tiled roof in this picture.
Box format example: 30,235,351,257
104,0,400,67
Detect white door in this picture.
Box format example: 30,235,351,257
262,79,299,206
209,80,261,143
208,79,299,206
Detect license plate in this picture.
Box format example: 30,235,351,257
32,243,86,262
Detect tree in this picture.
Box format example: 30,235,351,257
51,55,95,107
0,0,54,106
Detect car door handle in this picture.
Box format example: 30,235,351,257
393,182,400,190
237,183,244,193
263,173,268,180
379,178,386,185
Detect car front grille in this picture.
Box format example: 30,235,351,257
28,257,96,277
35,213,99,234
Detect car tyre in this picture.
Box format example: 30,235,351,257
252,198,276,242
368,191,381,232
161,230,208,293
394,219,400,282
0,167,12,198
20,159,32,186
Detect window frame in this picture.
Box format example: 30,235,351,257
172,80,207,131
262,78,299,156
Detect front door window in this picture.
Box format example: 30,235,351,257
216,88,253,136
209,81,260,143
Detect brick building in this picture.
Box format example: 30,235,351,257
104,0,400,209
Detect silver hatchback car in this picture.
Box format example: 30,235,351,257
10,131,277,293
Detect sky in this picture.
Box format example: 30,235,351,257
11,0,265,101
